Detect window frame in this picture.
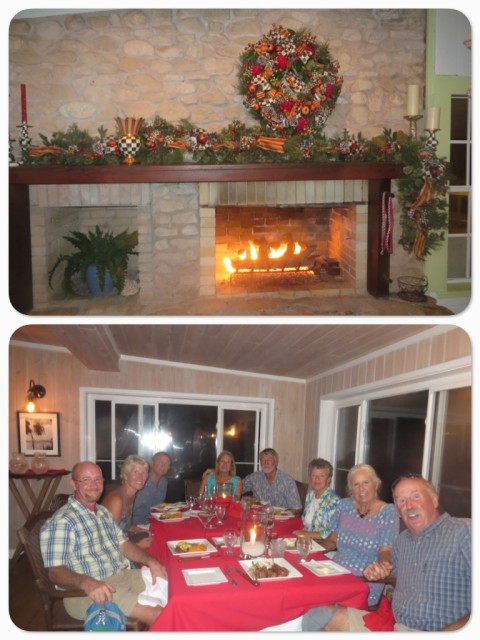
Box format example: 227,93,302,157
317,357,471,492
80,387,274,478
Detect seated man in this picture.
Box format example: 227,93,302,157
242,448,302,514
302,474,471,632
40,461,168,627
132,451,171,526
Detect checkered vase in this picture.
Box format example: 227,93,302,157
119,134,141,164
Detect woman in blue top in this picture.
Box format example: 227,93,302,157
318,463,399,608
294,458,340,540
199,450,243,499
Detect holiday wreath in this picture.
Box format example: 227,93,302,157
238,25,343,136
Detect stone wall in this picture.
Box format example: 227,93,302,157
10,9,426,145
12,8,426,295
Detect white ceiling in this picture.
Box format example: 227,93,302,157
11,324,435,380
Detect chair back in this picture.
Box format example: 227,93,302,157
184,478,202,500
295,480,309,509
17,510,84,630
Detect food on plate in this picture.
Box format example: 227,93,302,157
157,511,183,520
250,562,289,579
174,541,208,553
273,507,290,516
312,563,337,575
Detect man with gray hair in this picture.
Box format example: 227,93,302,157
132,451,171,526
242,448,302,513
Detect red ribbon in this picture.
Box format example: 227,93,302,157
381,191,394,254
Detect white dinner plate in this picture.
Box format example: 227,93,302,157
151,502,186,512
239,557,302,581
182,567,227,586
283,537,325,552
302,560,351,577
273,508,294,519
150,511,189,522
167,538,217,556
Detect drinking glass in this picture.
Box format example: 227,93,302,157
296,536,310,563
223,528,237,555
197,510,215,529
214,504,227,524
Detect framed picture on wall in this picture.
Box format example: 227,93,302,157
17,411,61,456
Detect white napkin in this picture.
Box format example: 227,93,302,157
137,566,169,607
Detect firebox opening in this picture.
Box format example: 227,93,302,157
215,204,355,295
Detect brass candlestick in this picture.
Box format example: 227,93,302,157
404,115,422,139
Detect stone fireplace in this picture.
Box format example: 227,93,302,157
28,178,367,308
10,163,403,313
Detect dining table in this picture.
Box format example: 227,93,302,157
147,502,368,632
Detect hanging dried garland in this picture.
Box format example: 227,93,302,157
238,25,343,136
395,135,449,260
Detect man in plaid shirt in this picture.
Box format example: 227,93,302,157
40,461,168,626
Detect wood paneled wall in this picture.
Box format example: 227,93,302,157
9,346,306,548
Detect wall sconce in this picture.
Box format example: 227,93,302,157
25,379,46,412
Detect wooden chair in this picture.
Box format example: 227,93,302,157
184,478,202,500
295,480,309,509
17,511,144,631
49,493,71,511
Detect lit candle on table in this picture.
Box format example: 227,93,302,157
407,84,419,116
241,527,265,557
21,84,27,122
426,106,441,130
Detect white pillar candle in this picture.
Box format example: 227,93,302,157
241,541,265,556
407,85,420,116
426,107,441,130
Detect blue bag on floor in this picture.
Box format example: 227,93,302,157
84,601,127,631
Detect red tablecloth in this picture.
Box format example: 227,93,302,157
147,504,368,631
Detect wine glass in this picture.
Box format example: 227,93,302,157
214,504,227,524
296,536,310,563
197,509,215,530
223,528,237,555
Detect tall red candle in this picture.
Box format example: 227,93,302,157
21,84,27,122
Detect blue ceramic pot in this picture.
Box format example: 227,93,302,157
85,264,114,296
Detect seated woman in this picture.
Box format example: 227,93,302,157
199,450,243,500
303,463,399,628
102,454,151,548
293,458,340,540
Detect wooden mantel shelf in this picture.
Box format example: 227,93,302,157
9,161,404,314
9,161,404,185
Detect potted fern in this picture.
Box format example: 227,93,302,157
48,225,138,296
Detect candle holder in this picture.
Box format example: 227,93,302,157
17,121,32,162
9,135,18,165
424,129,440,150
404,114,422,139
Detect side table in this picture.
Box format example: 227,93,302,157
9,469,70,564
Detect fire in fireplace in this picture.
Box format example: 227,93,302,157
216,204,350,293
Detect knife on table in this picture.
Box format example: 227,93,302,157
234,567,260,586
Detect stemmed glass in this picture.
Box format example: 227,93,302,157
197,509,215,529
214,504,227,524
223,528,237,555
296,536,310,563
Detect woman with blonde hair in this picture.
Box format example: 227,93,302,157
304,463,399,623
102,454,150,547
199,450,243,499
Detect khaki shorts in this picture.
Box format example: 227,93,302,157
347,607,416,632
64,568,145,620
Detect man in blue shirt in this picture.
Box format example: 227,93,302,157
302,474,471,632
242,448,302,514
132,452,171,526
